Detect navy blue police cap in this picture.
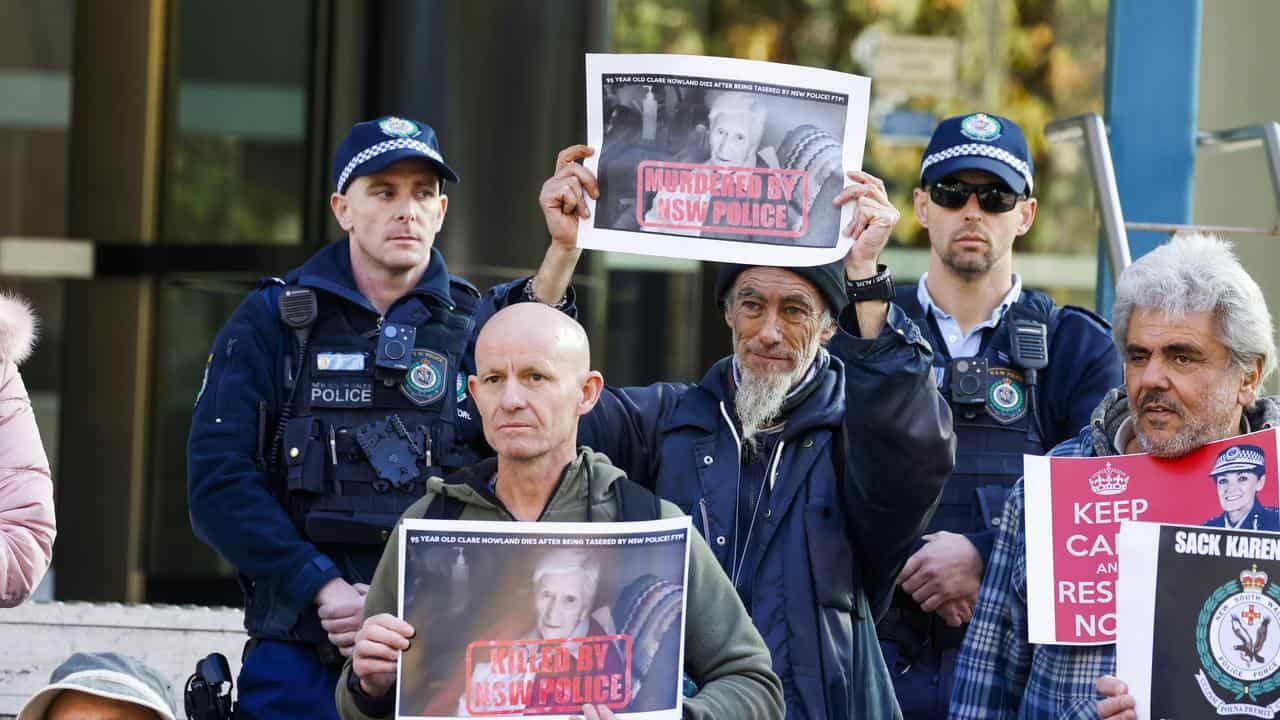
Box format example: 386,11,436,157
920,112,1034,195
332,115,459,194
1210,444,1267,478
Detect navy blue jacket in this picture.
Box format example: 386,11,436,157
187,239,527,642
895,285,1120,562
579,304,955,720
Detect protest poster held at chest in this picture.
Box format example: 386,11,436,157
395,517,691,720
1025,428,1280,645
1118,521,1280,719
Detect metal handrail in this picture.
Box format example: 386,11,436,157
1046,116,1280,280
1196,121,1280,220
1044,113,1132,280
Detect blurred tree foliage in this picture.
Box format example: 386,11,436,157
164,136,303,245
613,0,1110,271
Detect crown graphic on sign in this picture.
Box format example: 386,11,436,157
1241,564,1269,591
1088,462,1129,496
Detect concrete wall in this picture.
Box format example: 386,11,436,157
1194,0,1280,392
0,602,245,718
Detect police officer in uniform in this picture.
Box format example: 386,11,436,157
187,118,587,720
877,113,1122,719
1203,443,1280,530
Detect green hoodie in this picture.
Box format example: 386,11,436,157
335,448,784,720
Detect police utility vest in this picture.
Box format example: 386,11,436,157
895,286,1059,535
276,278,484,547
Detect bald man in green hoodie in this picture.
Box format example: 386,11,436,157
335,303,783,720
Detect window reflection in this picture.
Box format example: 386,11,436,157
0,0,74,238
161,0,310,245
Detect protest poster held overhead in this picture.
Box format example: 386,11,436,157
1024,428,1280,645
581,53,870,266
395,517,691,720
1118,521,1280,719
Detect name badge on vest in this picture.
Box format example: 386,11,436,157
985,367,1027,424
311,379,375,408
401,349,448,406
316,352,366,372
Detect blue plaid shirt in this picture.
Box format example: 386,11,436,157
950,390,1280,719
949,424,1116,719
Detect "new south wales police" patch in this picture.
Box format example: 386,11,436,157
400,349,448,406
985,367,1027,424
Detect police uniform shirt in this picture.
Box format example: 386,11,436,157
916,272,1023,358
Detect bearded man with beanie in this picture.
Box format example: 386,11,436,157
538,145,956,719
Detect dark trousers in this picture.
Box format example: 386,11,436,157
877,605,965,720
237,639,342,720
879,636,959,720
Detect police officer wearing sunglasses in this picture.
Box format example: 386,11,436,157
877,113,1122,719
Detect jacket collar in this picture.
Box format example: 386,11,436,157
290,238,456,311
660,352,846,440
428,448,628,520
1087,387,1280,456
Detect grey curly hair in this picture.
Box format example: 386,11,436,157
1112,232,1275,384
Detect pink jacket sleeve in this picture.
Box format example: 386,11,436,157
0,361,54,606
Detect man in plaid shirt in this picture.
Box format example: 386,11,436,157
950,233,1280,719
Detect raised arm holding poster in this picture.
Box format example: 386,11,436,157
395,517,691,720
1025,427,1280,645
1117,521,1280,719
581,53,870,265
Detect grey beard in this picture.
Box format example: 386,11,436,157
734,365,794,453
1134,378,1241,458
729,319,830,454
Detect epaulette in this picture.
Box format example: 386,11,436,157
1060,304,1113,331
449,275,482,299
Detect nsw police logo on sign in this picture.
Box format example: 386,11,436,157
1195,565,1280,715
985,367,1026,424
401,349,448,406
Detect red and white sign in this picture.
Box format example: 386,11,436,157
1025,428,1280,645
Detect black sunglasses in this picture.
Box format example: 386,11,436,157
928,179,1022,213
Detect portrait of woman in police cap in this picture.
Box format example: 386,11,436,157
1202,443,1280,531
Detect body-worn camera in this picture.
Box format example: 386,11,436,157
949,357,989,405
375,322,418,372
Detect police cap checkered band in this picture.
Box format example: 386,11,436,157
332,116,459,194
1211,444,1267,477
337,138,447,194
920,112,1034,195
920,143,1033,194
